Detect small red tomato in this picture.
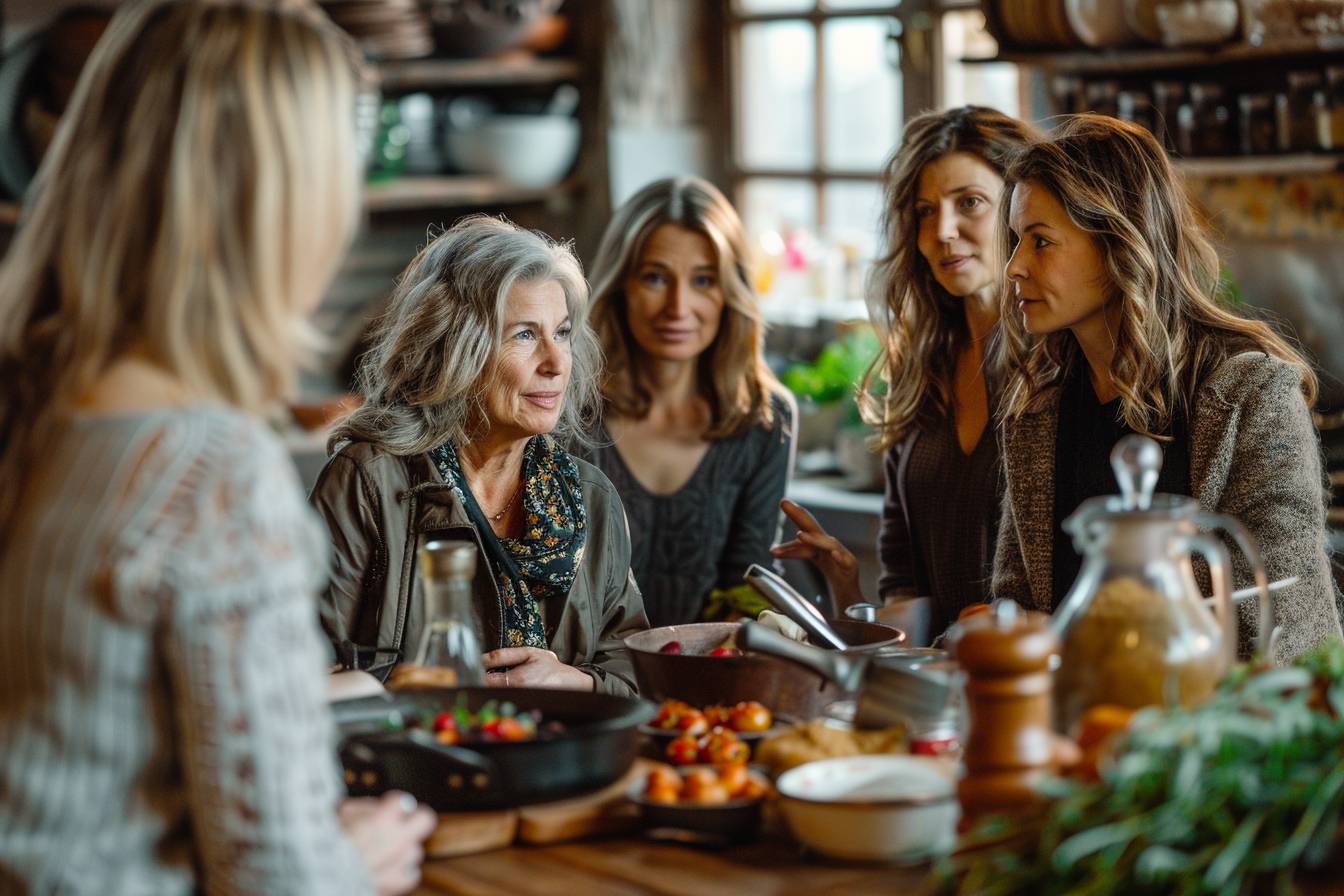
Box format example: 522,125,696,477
674,710,708,737
666,734,702,766
479,718,503,740
707,646,740,658
432,711,456,733
704,704,734,728
728,701,773,733
659,640,683,655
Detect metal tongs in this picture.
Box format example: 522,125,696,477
743,563,849,650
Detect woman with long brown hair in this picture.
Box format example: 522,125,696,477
0,2,432,892
580,176,795,627
993,113,1341,661
772,107,1038,640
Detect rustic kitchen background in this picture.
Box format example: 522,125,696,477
3,0,1342,595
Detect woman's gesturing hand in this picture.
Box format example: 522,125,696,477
338,791,436,896
770,499,865,609
482,647,596,691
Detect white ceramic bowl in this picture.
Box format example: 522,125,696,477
776,754,959,862
445,114,579,188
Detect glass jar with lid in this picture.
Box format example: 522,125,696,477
1052,436,1274,735
1276,70,1323,151
1152,80,1186,153
1188,83,1234,155
1239,93,1277,155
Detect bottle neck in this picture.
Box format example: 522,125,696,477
423,575,475,624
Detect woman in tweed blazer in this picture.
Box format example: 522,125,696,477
992,114,1341,663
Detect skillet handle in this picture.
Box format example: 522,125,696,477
339,730,497,801
736,620,863,692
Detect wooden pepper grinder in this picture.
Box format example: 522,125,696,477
950,601,1060,827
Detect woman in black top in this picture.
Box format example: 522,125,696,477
581,177,796,627
772,107,1038,640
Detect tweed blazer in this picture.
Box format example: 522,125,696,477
992,351,1342,664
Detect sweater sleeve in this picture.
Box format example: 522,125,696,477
163,434,372,895
1216,359,1343,663
990,430,1032,606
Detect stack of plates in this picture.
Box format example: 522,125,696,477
320,0,433,61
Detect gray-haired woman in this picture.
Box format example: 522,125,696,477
311,216,649,695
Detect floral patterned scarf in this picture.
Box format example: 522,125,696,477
430,437,587,649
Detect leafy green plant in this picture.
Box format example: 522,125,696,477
939,640,1344,895
781,326,880,428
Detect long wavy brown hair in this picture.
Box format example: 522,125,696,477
587,176,781,439
998,114,1316,434
0,0,362,535
859,106,1040,449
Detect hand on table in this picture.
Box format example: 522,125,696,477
771,499,865,608
482,647,595,691
338,791,436,896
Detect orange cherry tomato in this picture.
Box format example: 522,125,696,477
716,763,748,797
728,701,773,733
698,728,749,765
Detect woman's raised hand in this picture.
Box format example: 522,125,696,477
482,647,596,691
338,791,436,896
771,499,865,608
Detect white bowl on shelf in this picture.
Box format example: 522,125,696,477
776,754,959,863
445,114,580,188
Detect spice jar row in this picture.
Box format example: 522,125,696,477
1052,67,1344,157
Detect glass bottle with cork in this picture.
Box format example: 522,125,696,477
388,539,485,689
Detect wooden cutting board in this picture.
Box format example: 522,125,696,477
516,759,654,844
425,760,655,857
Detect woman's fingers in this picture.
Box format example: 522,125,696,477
481,646,535,669
779,499,828,536
771,538,819,559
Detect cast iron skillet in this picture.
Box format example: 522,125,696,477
332,686,655,811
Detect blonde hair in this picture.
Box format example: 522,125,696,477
859,106,1039,449
588,176,780,439
998,114,1316,434
333,215,601,454
0,0,363,531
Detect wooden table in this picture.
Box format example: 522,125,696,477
416,837,927,896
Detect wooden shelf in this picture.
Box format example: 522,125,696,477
1175,154,1344,177
377,56,581,91
969,34,1344,74
363,175,579,212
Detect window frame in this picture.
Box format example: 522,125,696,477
723,0,986,235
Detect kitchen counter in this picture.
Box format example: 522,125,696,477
416,836,926,895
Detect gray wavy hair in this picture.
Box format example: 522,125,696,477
333,215,601,455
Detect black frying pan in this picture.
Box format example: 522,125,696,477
332,686,655,811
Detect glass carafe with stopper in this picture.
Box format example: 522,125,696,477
1053,435,1274,735
390,539,485,689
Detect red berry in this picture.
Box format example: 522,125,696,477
659,640,683,655
707,646,740,658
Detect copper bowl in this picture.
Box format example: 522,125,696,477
624,620,903,720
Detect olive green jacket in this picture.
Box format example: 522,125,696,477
309,438,649,696
993,351,1343,664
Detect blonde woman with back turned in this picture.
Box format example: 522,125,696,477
0,2,433,893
